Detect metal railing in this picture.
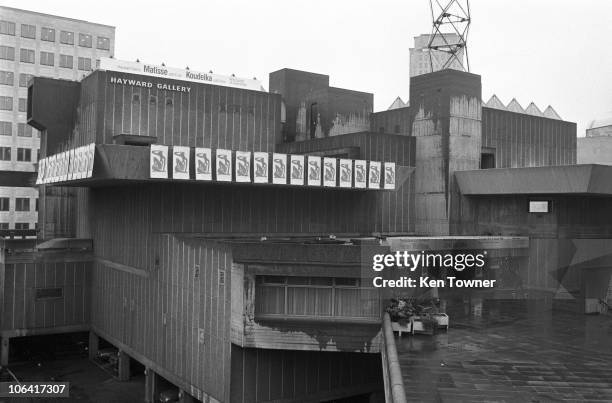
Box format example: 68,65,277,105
381,313,407,403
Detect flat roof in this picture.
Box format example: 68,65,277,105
456,164,612,196
0,6,115,29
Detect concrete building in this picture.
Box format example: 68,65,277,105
577,112,612,164
0,6,114,232
409,33,465,77
7,55,612,401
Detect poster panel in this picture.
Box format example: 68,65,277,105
195,148,212,180
368,161,381,189
290,155,305,185
384,162,396,190
235,151,252,182
272,153,287,185
339,159,352,188
323,157,337,187
216,149,232,182
173,146,190,180
253,152,269,183
150,145,169,179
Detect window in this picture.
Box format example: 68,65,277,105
39,51,54,66
255,276,379,320
78,57,91,71
96,36,110,50
20,48,35,64
19,73,34,87
60,30,74,45
0,198,8,211
41,27,55,42
0,70,13,85
18,98,26,112
0,223,8,230
15,222,29,230
18,123,32,137
0,20,15,36
78,33,92,47
35,198,38,211
20,24,36,39
0,46,15,61
0,147,11,161
17,148,31,162
15,198,30,211
0,122,11,136
0,97,12,111
59,54,73,68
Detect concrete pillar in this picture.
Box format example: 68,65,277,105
179,389,196,403
0,337,9,366
88,331,99,361
117,350,130,381
145,367,159,403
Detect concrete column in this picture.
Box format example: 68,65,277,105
88,331,99,361
145,367,159,403
0,337,9,366
179,389,196,403
117,350,130,381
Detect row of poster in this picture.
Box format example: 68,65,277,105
36,144,95,185
150,145,396,190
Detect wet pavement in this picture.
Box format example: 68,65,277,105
396,300,612,402
2,357,144,402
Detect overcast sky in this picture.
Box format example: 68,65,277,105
11,0,612,136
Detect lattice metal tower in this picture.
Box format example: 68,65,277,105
427,0,471,72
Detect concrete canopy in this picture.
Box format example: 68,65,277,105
455,164,612,196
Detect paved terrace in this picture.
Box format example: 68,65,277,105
397,300,612,402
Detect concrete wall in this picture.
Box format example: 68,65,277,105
578,136,612,165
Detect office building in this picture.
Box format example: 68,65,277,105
409,33,465,77
0,6,114,231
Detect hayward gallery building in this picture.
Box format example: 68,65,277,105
1,58,610,402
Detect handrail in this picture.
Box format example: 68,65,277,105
381,313,407,403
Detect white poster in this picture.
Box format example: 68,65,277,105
68,149,76,180
253,152,269,183
172,146,190,180
235,151,251,182
307,156,321,186
368,161,381,189
384,162,396,190
86,144,95,178
290,155,305,185
61,151,69,181
40,157,47,184
339,159,352,188
150,145,169,179
51,155,58,182
323,158,337,187
195,148,212,181
78,146,87,179
216,149,232,182
354,160,367,188
272,153,287,185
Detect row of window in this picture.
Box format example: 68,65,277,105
0,197,38,212
0,121,38,137
0,47,94,70
0,20,110,50
0,95,43,112
0,147,37,162
0,222,36,230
